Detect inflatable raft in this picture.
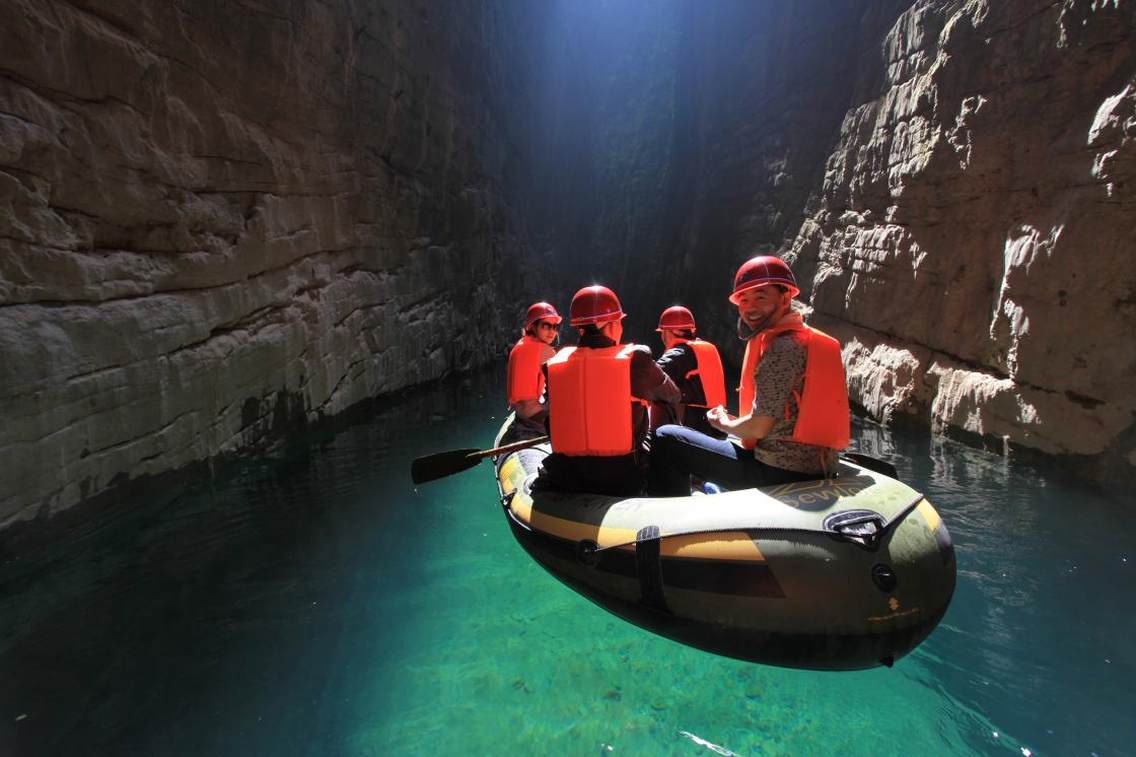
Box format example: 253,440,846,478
494,430,955,671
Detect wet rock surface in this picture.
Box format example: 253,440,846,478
790,0,1136,486
2,0,1134,522
0,0,536,523
524,0,1135,488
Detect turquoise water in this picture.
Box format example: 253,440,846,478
1,369,1133,756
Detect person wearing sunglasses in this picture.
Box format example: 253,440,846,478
504,301,562,442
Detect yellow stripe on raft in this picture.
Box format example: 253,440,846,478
508,497,766,562
529,508,638,549
501,454,766,561
917,500,940,531
661,532,765,561
498,455,523,499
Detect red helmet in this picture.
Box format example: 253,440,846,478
524,301,562,330
656,305,696,332
729,255,800,304
569,285,625,326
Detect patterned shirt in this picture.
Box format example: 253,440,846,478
750,333,838,475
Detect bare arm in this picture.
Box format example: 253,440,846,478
706,406,775,440
708,334,802,443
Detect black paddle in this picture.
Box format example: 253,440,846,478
411,435,550,485
840,452,898,479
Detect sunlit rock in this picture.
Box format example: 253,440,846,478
793,0,1136,487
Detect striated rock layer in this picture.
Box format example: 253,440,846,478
789,0,1136,486
511,0,911,354
3,0,1134,524
519,0,1135,488
0,0,538,525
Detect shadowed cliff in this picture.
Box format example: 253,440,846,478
2,0,1134,523
513,0,1136,489
0,0,545,523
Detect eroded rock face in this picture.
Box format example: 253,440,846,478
515,0,913,356
3,0,1133,523
790,0,1136,484
0,0,536,524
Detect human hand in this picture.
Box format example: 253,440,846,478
706,405,729,430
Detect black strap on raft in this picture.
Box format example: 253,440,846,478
858,493,926,550
634,525,670,613
593,492,927,554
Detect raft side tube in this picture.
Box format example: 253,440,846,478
492,422,955,670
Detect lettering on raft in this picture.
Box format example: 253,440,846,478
767,475,874,509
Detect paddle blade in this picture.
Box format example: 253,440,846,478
841,452,898,479
411,448,482,485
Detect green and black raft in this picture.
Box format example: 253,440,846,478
493,427,956,671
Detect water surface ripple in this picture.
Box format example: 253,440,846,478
1,370,1132,756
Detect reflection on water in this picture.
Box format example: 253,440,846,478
1,367,1133,756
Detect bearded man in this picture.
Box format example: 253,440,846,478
647,256,850,495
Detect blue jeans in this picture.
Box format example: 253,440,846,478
647,424,814,496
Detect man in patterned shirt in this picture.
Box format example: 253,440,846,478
647,256,850,495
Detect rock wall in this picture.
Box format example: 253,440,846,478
656,0,916,356
788,0,1136,486
515,0,907,350
519,0,1135,487
0,0,538,525
507,0,687,333
3,0,1133,522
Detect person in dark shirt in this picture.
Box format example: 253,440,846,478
653,305,727,439
648,257,850,496
537,286,680,496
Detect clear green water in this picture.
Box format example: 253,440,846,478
1,369,1133,756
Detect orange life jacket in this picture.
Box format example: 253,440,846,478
547,344,645,456
507,335,548,405
737,322,850,451
674,338,727,409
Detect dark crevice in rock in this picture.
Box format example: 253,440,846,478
3,0,1133,522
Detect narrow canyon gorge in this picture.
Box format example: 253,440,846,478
2,0,1133,525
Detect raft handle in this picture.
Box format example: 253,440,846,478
871,564,898,592
577,539,600,567
823,494,926,551
823,510,887,550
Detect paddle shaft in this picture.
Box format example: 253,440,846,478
412,432,895,486
471,435,550,461
410,435,549,484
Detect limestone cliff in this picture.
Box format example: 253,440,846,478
3,0,1133,525
513,0,904,349
0,0,537,524
518,0,1135,487
789,0,1136,486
